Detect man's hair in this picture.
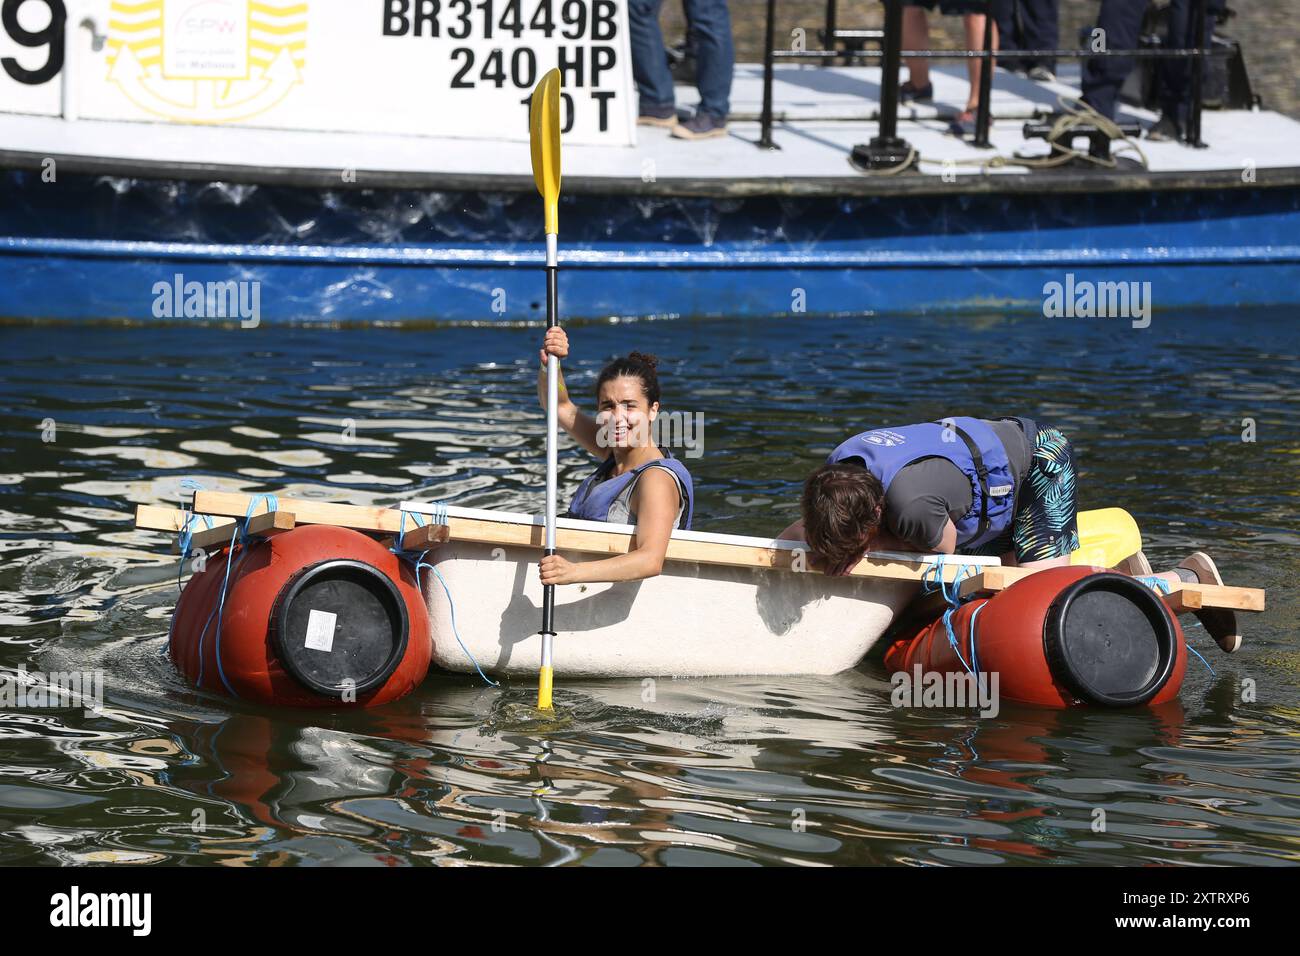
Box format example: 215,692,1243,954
801,462,885,570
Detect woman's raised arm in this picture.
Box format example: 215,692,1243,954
538,327,603,458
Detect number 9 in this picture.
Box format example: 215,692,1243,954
2,0,67,86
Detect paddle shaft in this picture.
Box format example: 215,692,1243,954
540,234,559,697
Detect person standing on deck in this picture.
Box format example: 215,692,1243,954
1149,0,1227,140
992,0,1059,81
898,0,999,137
779,416,1241,652
535,329,695,587
1080,0,1145,120
629,0,734,139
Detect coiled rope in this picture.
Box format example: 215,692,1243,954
869,95,1149,176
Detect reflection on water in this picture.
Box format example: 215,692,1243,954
0,312,1298,866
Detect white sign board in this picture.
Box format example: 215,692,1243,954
0,0,637,145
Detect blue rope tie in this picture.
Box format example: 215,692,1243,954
921,555,984,676
968,601,988,677
1136,574,1172,594
1185,642,1216,676
1135,574,1216,676
390,504,497,687
205,494,279,698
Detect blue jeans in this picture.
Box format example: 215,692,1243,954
629,0,734,119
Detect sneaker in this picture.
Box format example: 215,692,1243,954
1027,65,1057,84
671,111,728,140
899,81,933,104
1118,551,1154,576
1147,114,1184,142
1175,552,1241,653
638,104,679,128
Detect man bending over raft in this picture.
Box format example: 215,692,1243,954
780,416,1240,652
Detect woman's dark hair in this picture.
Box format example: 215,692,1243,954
595,351,661,406
801,462,885,570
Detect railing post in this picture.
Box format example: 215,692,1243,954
760,0,780,149
972,0,995,148
878,0,901,143
849,0,915,171
1187,0,1208,147
824,0,838,54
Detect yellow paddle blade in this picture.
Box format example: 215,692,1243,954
1070,507,1142,568
529,68,562,236
536,665,553,710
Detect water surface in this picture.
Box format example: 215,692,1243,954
1,311,1297,866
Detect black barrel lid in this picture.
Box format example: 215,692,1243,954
1043,573,1178,707
272,559,409,699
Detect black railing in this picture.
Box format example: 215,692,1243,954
760,0,1235,163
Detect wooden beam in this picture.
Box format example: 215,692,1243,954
1163,588,1203,614
135,506,298,552
190,491,981,584
1176,581,1264,612
173,510,297,553
173,493,1268,610
136,504,220,534
958,566,1262,613
957,566,1027,597
195,491,403,533
382,524,450,551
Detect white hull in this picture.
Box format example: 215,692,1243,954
404,503,998,679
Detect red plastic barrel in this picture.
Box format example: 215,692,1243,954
884,566,1187,708
170,525,432,707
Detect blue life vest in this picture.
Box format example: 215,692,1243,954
567,451,695,530
827,417,1022,550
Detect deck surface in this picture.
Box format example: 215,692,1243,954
3,63,1299,194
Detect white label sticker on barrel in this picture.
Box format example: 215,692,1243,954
304,609,337,653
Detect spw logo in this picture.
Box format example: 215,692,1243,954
863,429,907,448
180,17,240,36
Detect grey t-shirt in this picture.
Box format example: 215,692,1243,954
853,419,1033,551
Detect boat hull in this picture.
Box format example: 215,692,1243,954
424,539,919,678
3,170,1298,322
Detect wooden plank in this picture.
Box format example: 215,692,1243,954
177,493,1268,609
384,524,450,551
136,504,223,534
136,506,298,552
173,510,297,553
194,491,401,533
1163,588,1203,613
192,491,978,584
144,502,439,554
956,566,1030,597
958,567,1263,613
1182,581,1265,612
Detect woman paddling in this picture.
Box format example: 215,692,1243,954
536,328,694,586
